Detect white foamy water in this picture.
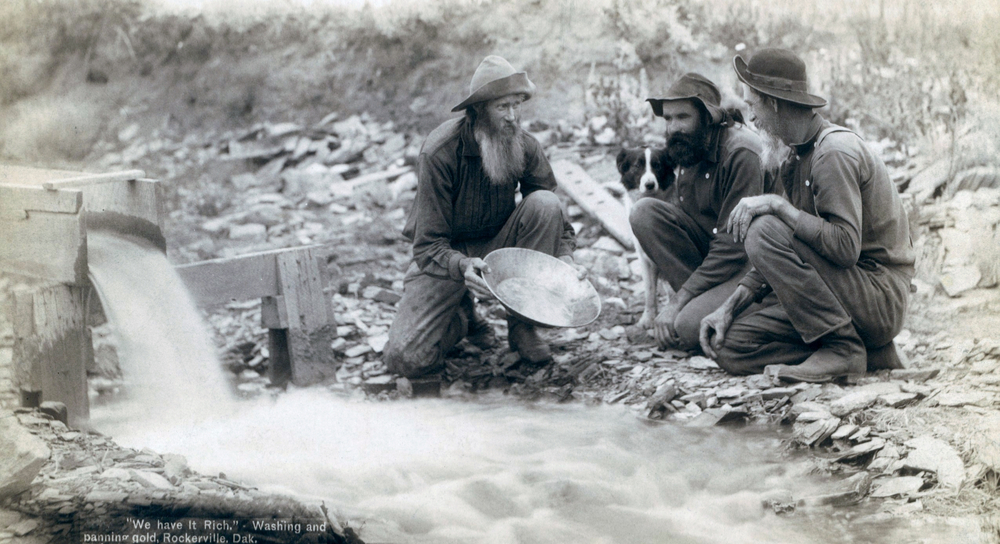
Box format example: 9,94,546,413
87,230,236,424
87,232,979,544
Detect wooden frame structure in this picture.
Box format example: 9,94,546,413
1,165,338,428
175,246,337,387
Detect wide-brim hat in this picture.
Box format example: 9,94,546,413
451,56,535,112
733,48,827,108
646,73,726,125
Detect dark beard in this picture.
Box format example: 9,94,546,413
474,115,525,185
666,128,709,168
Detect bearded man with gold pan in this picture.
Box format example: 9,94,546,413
384,56,579,378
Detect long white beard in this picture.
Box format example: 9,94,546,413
475,119,526,185
758,128,793,173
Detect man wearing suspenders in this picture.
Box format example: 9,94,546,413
699,48,915,383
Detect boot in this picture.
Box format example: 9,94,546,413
507,317,552,364
466,306,497,350
764,323,866,384
461,295,497,350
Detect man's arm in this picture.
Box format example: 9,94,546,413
699,283,757,359
678,146,765,299
410,151,467,281
791,145,864,268
519,134,576,258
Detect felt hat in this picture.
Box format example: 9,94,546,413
646,73,726,125
451,56,535,112
733,48,827,108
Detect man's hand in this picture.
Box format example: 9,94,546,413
559,255,588,280
727,194,789,243
699,305,734,360
652,299,683,349
462,258,494,300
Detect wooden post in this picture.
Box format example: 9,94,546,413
175,245,338,387
10,285,92,428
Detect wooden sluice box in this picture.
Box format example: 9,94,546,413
0,165,337,428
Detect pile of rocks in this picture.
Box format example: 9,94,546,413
1,408,348,543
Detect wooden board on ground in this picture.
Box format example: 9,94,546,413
551,159,633,250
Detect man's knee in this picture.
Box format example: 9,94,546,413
521,190,562,217
630,199,682,245
384,341,443,379
745,215,792,260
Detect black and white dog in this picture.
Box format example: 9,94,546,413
614,147,676,330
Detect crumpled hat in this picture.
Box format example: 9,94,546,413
646,73,726,125
733,48,827,108
451,56,536,112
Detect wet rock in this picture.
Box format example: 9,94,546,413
830,383,901,416
903,436,966,489
834,437,886,461
795,418,840,447
871,476,925,498
38,402,68,425
879,392,919,408
831,424,859,441
0,412,51,500
889,368,940,382
802,471,872,507
935,391,989,407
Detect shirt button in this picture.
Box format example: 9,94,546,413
705,173,710,179
680,169,685,175
761,284,767,289
679,196,684,202
712,228,718,234
805,180,811,187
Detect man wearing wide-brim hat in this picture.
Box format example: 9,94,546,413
385,55,579,379
629,72,768,351
699,48,915,383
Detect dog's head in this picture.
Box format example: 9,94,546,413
615,147,675,194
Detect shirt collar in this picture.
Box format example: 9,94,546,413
460,117,480,157
791,113,827,156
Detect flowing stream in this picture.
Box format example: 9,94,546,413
86,231,979,544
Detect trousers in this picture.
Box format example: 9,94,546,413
629,198,750,350
384,191,567,378
717,215,912,375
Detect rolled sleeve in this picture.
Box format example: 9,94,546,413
737,267,772,303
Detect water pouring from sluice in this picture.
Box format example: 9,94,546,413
84,232,977,544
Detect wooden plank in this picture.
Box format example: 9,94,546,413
41,170,145,191
174,245,328,307
175,252,281,306
0,185,83,215
551,159,634,250
0,211,87,284
261,295,289,329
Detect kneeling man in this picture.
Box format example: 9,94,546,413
629,73,766,350
385,56,578,378
700,49,914,382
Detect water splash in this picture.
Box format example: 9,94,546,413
86,230,235,424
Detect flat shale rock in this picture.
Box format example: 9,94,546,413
0,413,51,500
871,476,925,498
903,436,966,489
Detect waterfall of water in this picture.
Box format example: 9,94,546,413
86,229,235,424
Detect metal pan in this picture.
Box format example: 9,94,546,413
482,247,601,328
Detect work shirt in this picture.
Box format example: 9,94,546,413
672,123,767,298
402,116,576,281
739,115,915,300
